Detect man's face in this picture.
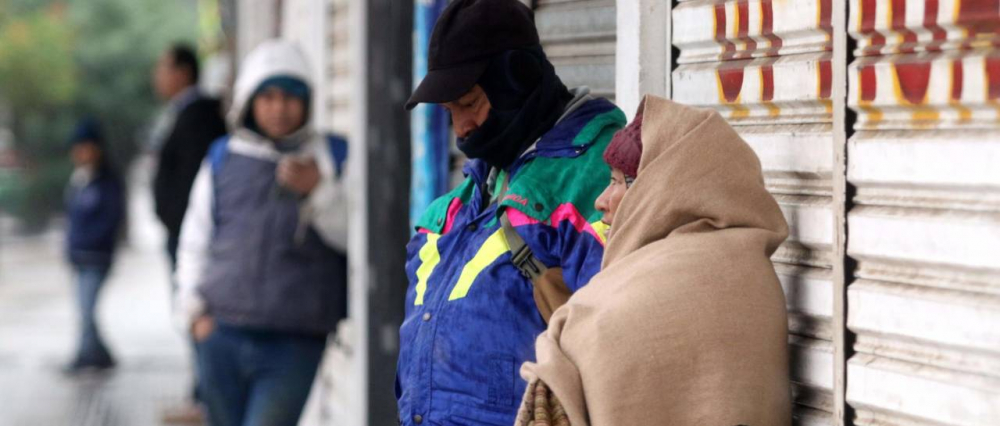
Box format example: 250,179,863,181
71,142,101,168
252,87,307,140
153,52,189,100
442,85,491,138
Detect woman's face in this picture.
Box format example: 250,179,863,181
595,168,630,236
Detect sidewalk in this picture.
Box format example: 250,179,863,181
0,232,194,426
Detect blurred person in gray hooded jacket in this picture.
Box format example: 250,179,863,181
174,39,348,426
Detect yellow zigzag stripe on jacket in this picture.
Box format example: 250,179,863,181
592,221,609,245
418,220,608,306
448,229,510,301
414,233,442,306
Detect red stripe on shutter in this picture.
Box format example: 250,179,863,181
895,62,933,105
737,0,756,58
860,64,878,102
951,60,964,101
762,0,783,56
860,0,886,53
718,66,745,103
715,4,737,60
987,56,1000,101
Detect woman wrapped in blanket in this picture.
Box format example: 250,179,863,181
516,95,793,426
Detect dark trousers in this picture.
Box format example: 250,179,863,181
72,264,114,365
166,233,179,282
196,323,326,426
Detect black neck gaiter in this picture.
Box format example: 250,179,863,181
457,46,572,170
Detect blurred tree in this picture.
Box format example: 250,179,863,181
69,0,199,163
0,5,77,126
0,4,78,230
0,0,198,231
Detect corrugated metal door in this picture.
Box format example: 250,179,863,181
663,0,1000,424
280,0,331,132
535,0,617,99
845,0,1000,424
295,1,361,425
329,0,356,139
670,0,842,424
236,0,282,62
323,0,360,420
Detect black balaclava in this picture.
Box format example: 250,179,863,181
457,45,573,170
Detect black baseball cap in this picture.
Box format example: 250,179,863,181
405,0,540,110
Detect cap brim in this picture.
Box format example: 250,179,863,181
405,60,489,110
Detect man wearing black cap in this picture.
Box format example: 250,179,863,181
399,0,626,424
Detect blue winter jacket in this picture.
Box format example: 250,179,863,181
66,167,124,266
396,97,625,426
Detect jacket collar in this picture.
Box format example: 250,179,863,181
230,126,317,161
463,92,618,187
170,86,201,113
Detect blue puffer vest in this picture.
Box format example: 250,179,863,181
198,137,348,336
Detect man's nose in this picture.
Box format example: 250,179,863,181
455,120,477,138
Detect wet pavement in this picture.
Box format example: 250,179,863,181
0,231,194,426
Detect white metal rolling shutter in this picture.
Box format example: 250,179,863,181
286,1,360,425
535,0,617,99
280,0,331,132
844,0,1000,424
670,0,840,424
327,0,356,139
320,0,360,422
279,4,331,424
236,0,281,62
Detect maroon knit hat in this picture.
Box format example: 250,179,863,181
603,110,644,178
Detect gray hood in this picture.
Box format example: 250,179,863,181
229,39,314,130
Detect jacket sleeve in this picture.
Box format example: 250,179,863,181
173,162,214,333
508,206,606,293
154,102,227,236
302,140,348,252
97,178,125,246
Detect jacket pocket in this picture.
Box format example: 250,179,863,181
487,354,516,409
446,414,509,426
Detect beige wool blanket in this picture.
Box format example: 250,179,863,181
518,96,792,426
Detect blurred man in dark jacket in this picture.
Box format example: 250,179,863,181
150,43,226,425
151,44,227,270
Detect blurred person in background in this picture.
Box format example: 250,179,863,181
174,39,348,426
63,118,124,375
151,43,227,275
151,43,227,425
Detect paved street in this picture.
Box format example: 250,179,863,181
0,230,194,426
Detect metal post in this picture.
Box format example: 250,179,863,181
359,0,413,423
